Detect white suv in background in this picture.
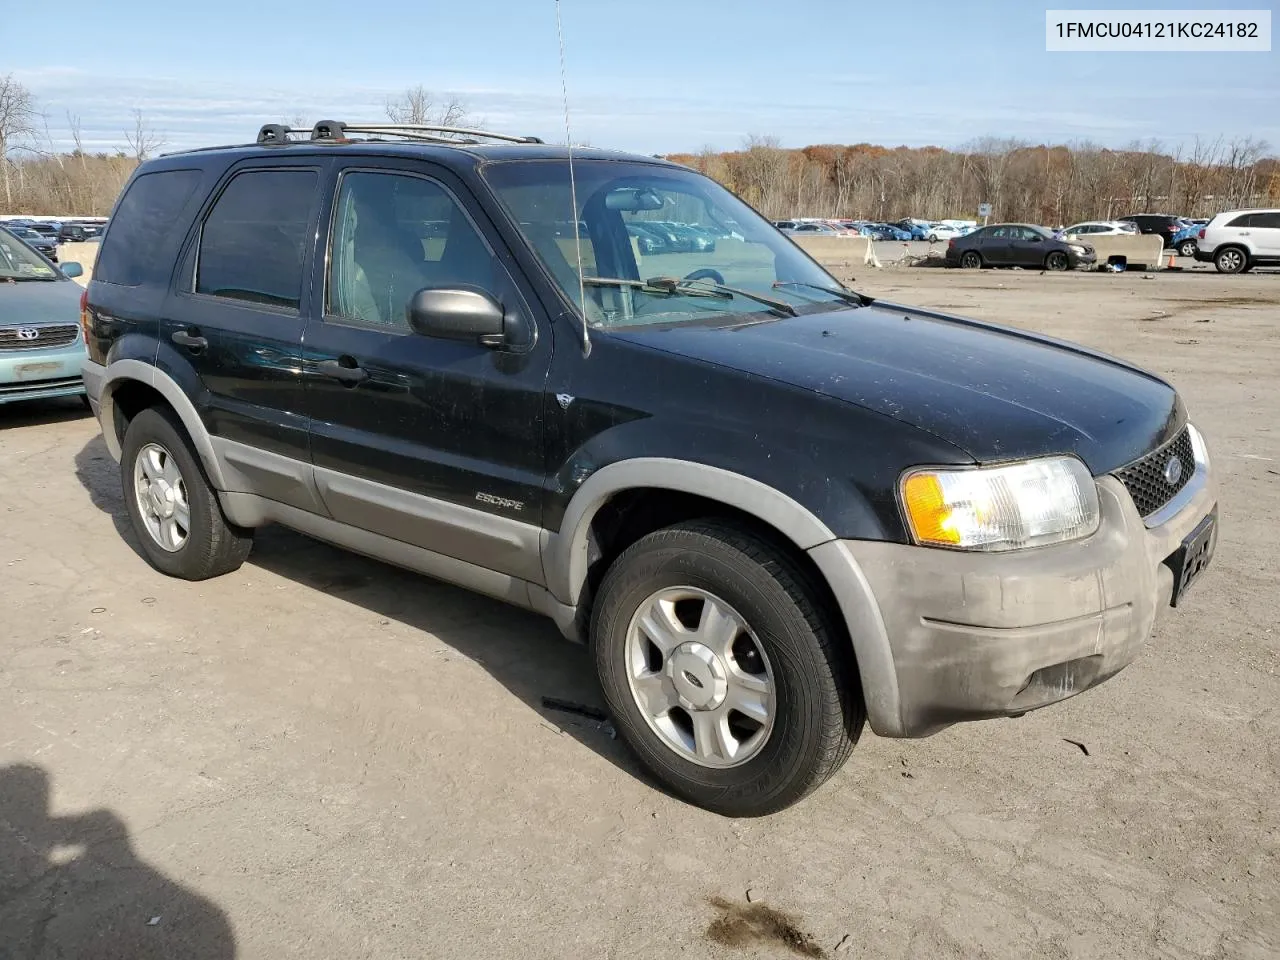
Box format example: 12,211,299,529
1194,209,1280,273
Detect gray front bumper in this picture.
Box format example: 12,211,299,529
812,467,1217,738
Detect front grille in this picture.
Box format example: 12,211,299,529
0,324,79,351
1113,426,1196,518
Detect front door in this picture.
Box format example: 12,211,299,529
162,161,325,512
302,162,553,583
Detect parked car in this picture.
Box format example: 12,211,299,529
787,222,843,236
26,222,60,239
1059,221,1138,240
1170,224,1201,258
0,226,88,406
865,223,911,241
626,222,668,254
946,223,1096,270
662,222,716,252
892,219,929,240
7,226,59,261
926,223,963,242
82,122,1217,816
1192,208,1280,273
773,220,798,231
1119,214,1183,248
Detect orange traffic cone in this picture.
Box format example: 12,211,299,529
1167,253,1176,268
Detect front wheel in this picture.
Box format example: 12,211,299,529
591,520,862,816
120,406,253,580
1045,251,1070,271
1215,247,1247,274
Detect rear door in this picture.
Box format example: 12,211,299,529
1250,211,1280,257
301,159,553,582
162,160,327,511
983,226,1012,264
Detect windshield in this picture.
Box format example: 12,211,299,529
483,160,857,328
0,228,59,280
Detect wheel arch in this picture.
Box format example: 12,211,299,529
98,359,227,489
541,459,903,735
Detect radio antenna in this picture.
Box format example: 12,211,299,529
555,0,590,356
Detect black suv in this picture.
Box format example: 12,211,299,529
82,121,1219,815
1119,214,1183,248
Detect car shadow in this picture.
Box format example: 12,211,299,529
0,394,92,429
0,763,237,958
71,435,647,789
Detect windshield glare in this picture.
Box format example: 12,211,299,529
483,160,855,328
0,228,58,280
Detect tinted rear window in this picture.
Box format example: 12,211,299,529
95,169,203,286
195,169,318,310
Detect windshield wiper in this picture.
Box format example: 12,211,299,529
772,280,868,306
583,275,799,317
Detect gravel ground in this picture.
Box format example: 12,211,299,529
1,266,1277,959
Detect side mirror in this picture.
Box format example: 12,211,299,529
406,287,506,347
60,261,84,278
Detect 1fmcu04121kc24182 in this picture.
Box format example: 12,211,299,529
81,120,1219,816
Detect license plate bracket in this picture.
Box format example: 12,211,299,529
1167,508,1217,607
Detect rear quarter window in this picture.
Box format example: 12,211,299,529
94,169,204,286
1226,214,1255,228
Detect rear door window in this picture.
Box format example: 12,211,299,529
195,169,319,310
1253,212,1280,229
94,169,204,286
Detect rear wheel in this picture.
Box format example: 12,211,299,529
1215,246,1247,274
120,406,253,580
1045,251,1070,271
959,250,982,269
1178,239,1197,258
591,520,862,816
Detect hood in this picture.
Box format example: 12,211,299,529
613,302,1182,473
0,279,84,326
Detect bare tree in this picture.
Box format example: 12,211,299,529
384,85,468,128
0,74,39,206
124,109,166,162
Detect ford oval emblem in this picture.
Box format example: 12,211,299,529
1163,456,1183,485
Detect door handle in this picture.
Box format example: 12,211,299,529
171,329,207,350
317,358,368,384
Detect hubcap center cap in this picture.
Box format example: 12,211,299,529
667,642,728,711
148,480,175,518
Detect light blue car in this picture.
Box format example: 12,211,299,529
0,226,88,406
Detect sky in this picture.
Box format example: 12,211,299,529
4,0,1277,157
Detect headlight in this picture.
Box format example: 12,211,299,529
900,457,1100,551
1069,243,1087,254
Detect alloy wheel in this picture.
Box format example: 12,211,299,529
624,586,776,768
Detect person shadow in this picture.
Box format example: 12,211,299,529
70,435,646,785
0,764,236,959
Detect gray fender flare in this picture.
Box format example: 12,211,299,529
541,458,902,735
95,358,228,490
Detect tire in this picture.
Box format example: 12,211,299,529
1178,240,1197,258
959,250,982,269
120,405,253,580
927,234,939,243
1214,246,1247,274
591,520,863,816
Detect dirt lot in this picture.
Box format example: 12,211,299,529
2,267,1278,959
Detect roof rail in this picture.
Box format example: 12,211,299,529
254,121,543,146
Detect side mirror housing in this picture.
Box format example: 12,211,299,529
60,261,84,278
406,287,506,347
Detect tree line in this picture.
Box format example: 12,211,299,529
2,72,1276,225
667,135,1278,226
0,78,469,217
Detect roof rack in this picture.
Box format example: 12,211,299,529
255,120,544,146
